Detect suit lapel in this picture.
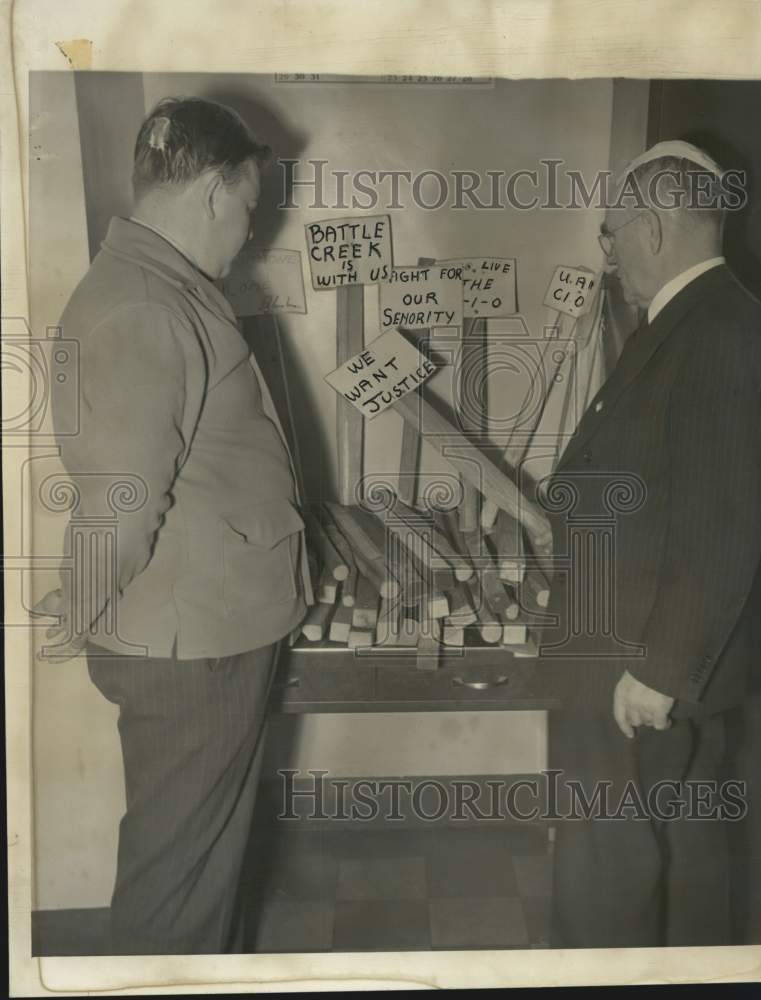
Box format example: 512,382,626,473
557,265,731,470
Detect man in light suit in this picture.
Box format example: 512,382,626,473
538,141,761,947
36,97,313,954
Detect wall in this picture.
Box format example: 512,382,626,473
31,72,630,910
28,71,124,911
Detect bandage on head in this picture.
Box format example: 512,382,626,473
617,140,724,185
148,116,172,152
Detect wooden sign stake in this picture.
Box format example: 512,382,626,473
336,285,365,506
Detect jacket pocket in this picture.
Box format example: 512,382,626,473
221,498,304,614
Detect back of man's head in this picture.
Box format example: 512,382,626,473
132,97,271,199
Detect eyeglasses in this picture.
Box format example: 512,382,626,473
598,211,646,257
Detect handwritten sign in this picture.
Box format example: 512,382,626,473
452,257,518,317
220,247,307,316
379,265,464,330
305,214,393,289
543,265,600,318
324,329,436,418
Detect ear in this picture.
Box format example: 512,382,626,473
643,208,662,255
201,171,225,221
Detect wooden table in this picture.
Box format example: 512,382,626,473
266,641,559,845
269,640,559,714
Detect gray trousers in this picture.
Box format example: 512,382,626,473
86,640,279,954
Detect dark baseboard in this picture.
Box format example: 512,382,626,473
32,907,110,957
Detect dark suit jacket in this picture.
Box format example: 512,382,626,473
536,264,761,715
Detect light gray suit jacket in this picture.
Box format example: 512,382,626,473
54,217,312,658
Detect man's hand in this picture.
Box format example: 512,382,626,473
613,669,675,738
31,588,87,662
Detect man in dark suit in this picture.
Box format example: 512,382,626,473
538,141,761,948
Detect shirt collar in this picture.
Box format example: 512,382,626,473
647,256,726,324
101,216,236,321
128,215,201,272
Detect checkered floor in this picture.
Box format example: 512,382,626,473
240,825,553,952
32,823,553,954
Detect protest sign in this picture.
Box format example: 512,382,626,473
440,256,518,317
324,328,436,418
379,264,464,330
543,265,600,318
305,214,393,288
